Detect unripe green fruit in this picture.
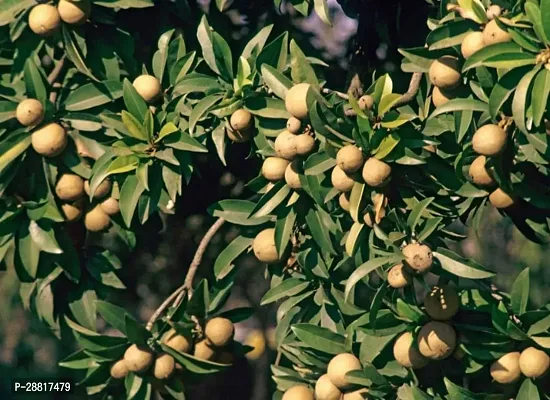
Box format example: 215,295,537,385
489,188,515,209
153,353,175,380
282,385,314,400
337,145,364,174
418,321,457,360
31,123,68,157
339,193,350,212
252,228,279,263
358,95,374,111
424,285,460,321
490,352,521,384
16,99,44,127
205,317,234,348
133,75,162,103
61,201,84,222
314,374,341,400
393,331,429,369
275,130,298,160
362,158,391,187
285,160,302,190
387,263,413,289
483,19,512,46
58,0,91,25
432,87,455,107
84,179,112,199
469,155,495,187
461,31,485,59
194,340,216,361
486,5,502,20
262,157,290,182
331,166,356,192
343,388,369,400
123,344,154,373
472,124,507,156
110,359,129,379
403,243,433,274
29,5,61,37
164,329,193,353
519,347,550,378
295,134,315,156
56,174,85,201
230,109,254,132
327,353,361,390
100,197,120,215
287,117,302,134
84,205,111,232
285,83,311,120
429,56,461,90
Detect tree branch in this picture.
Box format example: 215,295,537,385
47,56,67,103
322,88,349,100
392,72,423,108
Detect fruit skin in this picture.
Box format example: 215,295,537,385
483,19,512,46
31,123,68,157
100,197,120,215
331,166,356,192
61,201,84,222
227,126,252,143
424,285,460,321
58,0,91,25
16,99,44,126
205,317,234,348
282,385,314,400
489,188,515,209
472,124,507,156
133,75,162,103
432,87,455,107
486,5,502,20
388,263,413,289
418,321,457,360
262,157,290,181
429,56,461,90
461,31,485,58
393,332,429,369
153,353,175,380
337,145,364,174
110,359,129,379
275,130,298,160
327,353,362,390
339,193,350,212
193,340,216,361
55,174,85,201
123,344,154,373
358,95,374,111
84,179,112,199
343,388,369,400
285,160,302,190
84,205,111,232
253,228,279,263
519,347,550,378
469,155,495,187
230,109,254,132
285,83,311,120
403,243,433,274
164,329,193,353
314,374,341,400
287,117,302,134
490,352,521,384
362,158,391,187
29,5,61,37
295,134,315,156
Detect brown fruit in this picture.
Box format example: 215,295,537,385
339,193,350,212
193,340,216,361
285,83,311,120
388,263,413,289
337,145,364,174
362,158,391,187
29,4,61,37
489,188,515,209
110,359,129,379
327,353,362,390
424,285,460,321
100,197,120,215
486,5,502,20
282,385,314,400
461,32,485,59
519,347,550,378
314,374,341,400
285,160,302,190
153,353,175,380
490,352,521,384
123,344,154,373
358,95,374,111
133,75,162,103
403,243,433,274
418,321,457,360
84,205,111,232
205,317,234,348
84,178,112,199
230,109,254,132
61,201,84,222
432,87,456,107
275,130,298,160
16,99,44,127
244,329,265,361
262,157,290,181
253,228,280,263
58,0,91,25
429,56,461,90
164,329,193,353
227,126,252,143
472,124,507,156
343,388,369,400
393,331,429,369
483,19,512,46
287,117,302,134
295,134,316,156
31,123,68,157
55,174,85,201
331,166,356,192
469,155,495,187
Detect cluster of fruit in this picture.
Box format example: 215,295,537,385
28,1,92,37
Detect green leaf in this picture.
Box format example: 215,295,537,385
152,29,174,84
64,81,123,111
208,200,273,226
434,248,495,279
213,235,253,279
68,281,97,331
510,268,530,316
62,25,97,81
313,0,331,25
125,315,151,346
261,64,292,100
28,221,62,254
0,101,17,123
305,206,336,255
531,69,550,127
345,222,366,257
119,175,146,227
275,206,296,258
0,0,34,26
482,52,536,70
261,279,310,305
241,24,273,61
122,79,148,123
197,16,233,81
189,94,223,135
244,96,290,119
121,111,148,141
24,59,48,105
526,1,549,45
0,131,31,176
462,42,522,72
160,343,230,374
512,65,541,134
156,122,179,143
489,66,531,120
256,32,288,71
345,255,403,301
407,198,434,233
291,323,347,354
516,378,540,400
95,300,129,335
289,40,319,86
249,182,291,218
58,350,98,370
430,98,489,118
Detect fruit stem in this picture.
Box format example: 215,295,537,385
321,87,349,100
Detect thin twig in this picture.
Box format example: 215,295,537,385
47,55,66,85
145,286,185,331
274,350,282,366
392,72,423,108
322,87,349,100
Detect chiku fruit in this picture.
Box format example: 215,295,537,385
423,285,460,321
262,157,290,181
490,352,521,384
84,205,111,232
432,87,455,108
275,130,298,160
489,188,515,209
252,228,280,263
16,99,44,127
336,145,364,174
295,134,315,156
286,117,302,134
109,359,129,379
519,347,550,378
85,178,112,199
327,353,362,390
58,0,91,25
339,193,350,212
472,124,507,156
133,75,162,103
55,173,85,201
282,385,314,400
193,340,216,361
123,344,154,373
205,317,234,348
402,243,433,274
314,374,341,400
164,329,193,353
61,201,84,222
362,158,391,187
483,19,512,46
387,263,413,289
153,353,175,380
331,166,356,192
100,197,120,215
418,321,457,360
29,4,61,37
429,56,461,90
469,155,495,187
31,123,68,157
285,83,311,120
285,160,302,190
393,332,429,369
228,109,254,143
486,5,502,20
358,95,374,111
227,126,252,143
461,31,485,59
